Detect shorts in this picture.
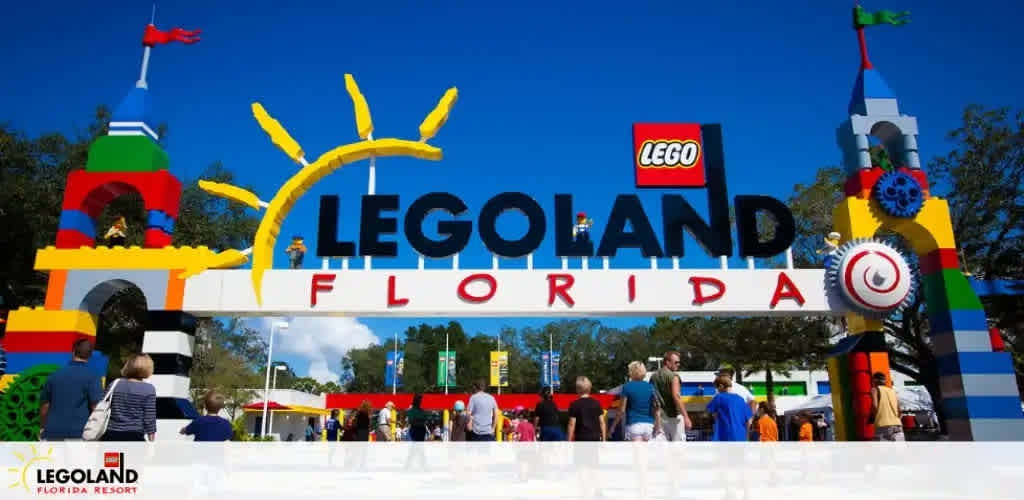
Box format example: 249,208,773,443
873,426,905,441
626,423,654,441
540,426,565,442
375,426,393,441
660,416,686,442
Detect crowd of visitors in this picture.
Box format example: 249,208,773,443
35,341,905,443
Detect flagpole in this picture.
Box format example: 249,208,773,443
497,335,502,395
365,133,376,271
444,332,449,395
548,332,553,393
393,333,398,395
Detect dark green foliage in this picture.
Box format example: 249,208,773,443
0,364,59,441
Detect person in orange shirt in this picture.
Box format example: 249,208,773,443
756,402,778,442
798,412,814,442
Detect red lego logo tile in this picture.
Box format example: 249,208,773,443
633,123,706,188
104,452,120,468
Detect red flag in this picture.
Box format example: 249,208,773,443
142,24,201,47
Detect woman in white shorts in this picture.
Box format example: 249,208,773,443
610,361,661,441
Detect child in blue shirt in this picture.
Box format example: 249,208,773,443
181,391,233,441
706,376,753,441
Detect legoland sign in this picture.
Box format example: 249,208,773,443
315,124,796,262
181,124,841,318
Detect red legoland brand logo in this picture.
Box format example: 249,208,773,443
633,123,706,188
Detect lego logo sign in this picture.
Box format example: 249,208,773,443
104,453,120,468
633,123,706,187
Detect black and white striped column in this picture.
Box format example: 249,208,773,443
143,311,200,440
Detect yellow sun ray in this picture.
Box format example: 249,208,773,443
344,74,374,140
9,482,21,489
252,103,305,164
29,445,37,457
198,180,264,210
12,452,23,462
419,87,458,142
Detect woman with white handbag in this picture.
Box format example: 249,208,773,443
84,354,157,441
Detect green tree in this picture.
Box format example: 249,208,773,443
189,318,265,419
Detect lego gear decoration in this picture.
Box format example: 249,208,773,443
874,171,923,218
0,364,59,441
828,239,916,318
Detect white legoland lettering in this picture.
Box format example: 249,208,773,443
638,140,700,168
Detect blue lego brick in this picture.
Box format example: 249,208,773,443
936,351,1016,377
5,352,109,377
57,210,96,239
930,309,989,335
112,86,153,123
146,209,175,233
970,277,1024,297
942,396,1024,420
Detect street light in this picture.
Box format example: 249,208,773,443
262,321,289,438
267,365,287,437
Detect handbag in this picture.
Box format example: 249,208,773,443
82,379,120,441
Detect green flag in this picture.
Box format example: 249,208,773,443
853,5,910,29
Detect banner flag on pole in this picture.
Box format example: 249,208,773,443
437,351,457,386
540,352,560,387
386,351,404,387
490,351,509,387
142,24,201,47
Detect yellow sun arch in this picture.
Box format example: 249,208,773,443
199,74,458,304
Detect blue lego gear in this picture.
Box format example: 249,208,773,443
874,171,923,218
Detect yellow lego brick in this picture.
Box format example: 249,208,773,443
845,313,883,335
33,246,248,280
832,196,958,255
6,307,96,335
0,374,16,392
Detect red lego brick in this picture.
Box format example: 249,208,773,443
2,331,94,353
62,170,182,219
898,167,930,197
55,229,95,249
144,228,173,248
920,248,960,275
843,168,885,198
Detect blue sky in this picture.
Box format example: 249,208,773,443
3,1,1022,381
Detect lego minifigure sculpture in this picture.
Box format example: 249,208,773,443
572,212,593,243
286,235,306,269
104,216,127,247
818,231,842,268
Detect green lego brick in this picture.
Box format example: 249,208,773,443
86,135,169,173
921,269,984,313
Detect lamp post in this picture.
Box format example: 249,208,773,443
267,365,287,437
262,321,289,437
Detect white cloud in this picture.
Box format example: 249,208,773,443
255,317,380,384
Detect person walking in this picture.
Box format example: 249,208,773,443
567,376,605,442
756,402,778,442
448,400,468,442
102,354,157,441
180,391,233,441
798,412,814,442
304,417,318,441
534,387,564,441
466,379,499,441
706,375,752,442
870,372,905,441
650,350,692,442
515,410,536,442
376,401,395,441
406,394,429,441
39,339,103,441
610,361,661,441
354,400,372,442
325,409,342,442
715,367,757,414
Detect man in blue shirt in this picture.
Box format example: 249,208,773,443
706,375,753,441
39,339,104,441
